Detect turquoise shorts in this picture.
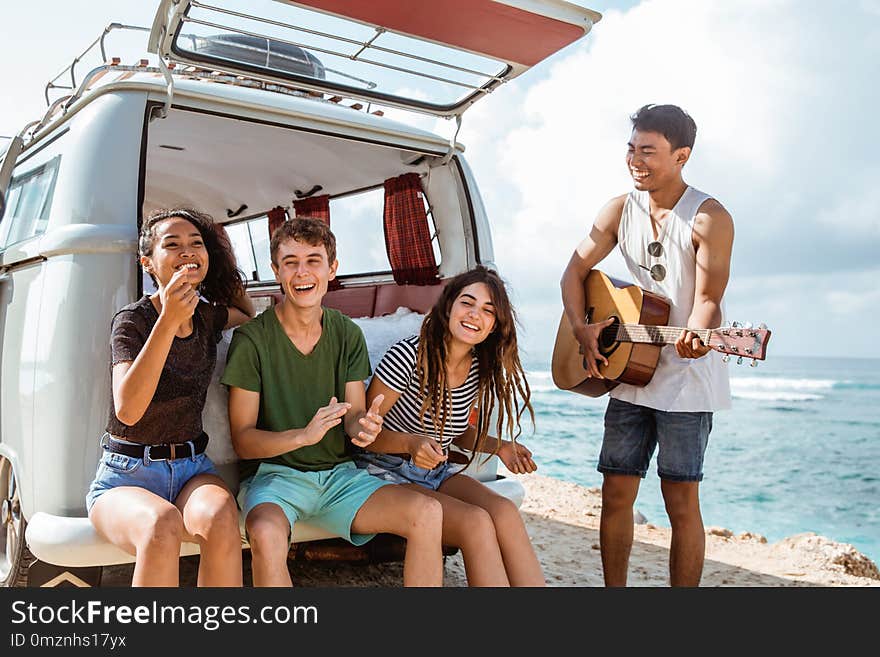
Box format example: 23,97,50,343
237,460,391,546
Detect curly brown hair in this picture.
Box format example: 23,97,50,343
139,207,244,306
416,266,534,465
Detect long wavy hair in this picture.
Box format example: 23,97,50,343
139,207,244,306
416,266,534,464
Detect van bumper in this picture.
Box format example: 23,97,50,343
25,476,524,568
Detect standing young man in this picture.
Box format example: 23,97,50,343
222,218,444,586
560,104,734,586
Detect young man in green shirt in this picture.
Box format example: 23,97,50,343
222,218,444,586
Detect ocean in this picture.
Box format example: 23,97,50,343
522,355,880,564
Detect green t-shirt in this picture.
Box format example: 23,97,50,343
221,306,371,478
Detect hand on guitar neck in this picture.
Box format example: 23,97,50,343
675,328,713,360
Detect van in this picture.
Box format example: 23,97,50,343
0,0,601,587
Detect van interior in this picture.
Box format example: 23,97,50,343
142,105,463,316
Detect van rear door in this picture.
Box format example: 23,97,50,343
149,0,601,116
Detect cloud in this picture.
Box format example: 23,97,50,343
441,0,879,359
727,269,880,358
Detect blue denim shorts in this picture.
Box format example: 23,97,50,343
598,398,713,482
237,460,391,546
85,435,219,512
354,452,464,491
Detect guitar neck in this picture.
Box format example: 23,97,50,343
611,324,710,345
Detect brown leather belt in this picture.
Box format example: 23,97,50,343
105,432,209,461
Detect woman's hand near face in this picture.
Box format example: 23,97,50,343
409,436,447,470
160,268,199,326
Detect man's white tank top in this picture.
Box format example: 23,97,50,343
609,186,731,412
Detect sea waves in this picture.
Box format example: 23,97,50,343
527,369,843,402
730,376,839,402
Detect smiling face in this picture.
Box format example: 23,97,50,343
271,237,338,309
626,128,690,192
447,282,497,347
140,216,208,288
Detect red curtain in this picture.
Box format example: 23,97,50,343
293,195,331,223
382,173,438,285
292,195,339,289
266,206,288,240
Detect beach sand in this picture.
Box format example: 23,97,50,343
101,473,879,587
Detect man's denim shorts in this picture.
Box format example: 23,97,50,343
237,460,391,546
85,435,219,512
354,452,464,491
598,398,713,482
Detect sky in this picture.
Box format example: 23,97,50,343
1,0,878,362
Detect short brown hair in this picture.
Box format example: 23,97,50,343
270,217,337,265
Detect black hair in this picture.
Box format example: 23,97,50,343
630,104,697,150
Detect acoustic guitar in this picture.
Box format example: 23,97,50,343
552,269,771,397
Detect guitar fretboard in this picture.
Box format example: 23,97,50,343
604,324,712,345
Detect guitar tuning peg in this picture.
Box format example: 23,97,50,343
736,356,743,365
722,354,730,363
731,321,741,328
744,321,753,329
758,323,767,330
750,359,758,368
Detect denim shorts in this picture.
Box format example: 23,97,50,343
237,460,391,546
85,436,219,513
353,452,464,491
598,398,713,482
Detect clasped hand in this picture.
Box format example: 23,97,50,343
409,436,447,470
498,440,537,474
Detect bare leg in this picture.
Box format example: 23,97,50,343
438,475,544,586
351,486,443,587
599,474,641,587
660,480,704,587
175,473,243,586
245,503,293,587
89,487,184,587
398,483,509,586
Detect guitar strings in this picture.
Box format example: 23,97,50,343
600,324,714,344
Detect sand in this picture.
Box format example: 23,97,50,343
510,473,879,587
100,472,879,587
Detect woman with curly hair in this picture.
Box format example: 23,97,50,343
355,266,545,586
86,208,253,586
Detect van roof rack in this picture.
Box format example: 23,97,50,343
148,0,600,118
26,23,388,148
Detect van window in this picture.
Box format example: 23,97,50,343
0,156,60,249
226,217,270,282
332,187,389,276
331,186,441,276
226,186,440,283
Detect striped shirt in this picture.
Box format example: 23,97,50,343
374,335,479,450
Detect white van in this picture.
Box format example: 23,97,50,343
0,0,600,587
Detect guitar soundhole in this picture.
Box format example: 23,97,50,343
599,316,621,357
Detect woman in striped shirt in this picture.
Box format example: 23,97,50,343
355,266,544,586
